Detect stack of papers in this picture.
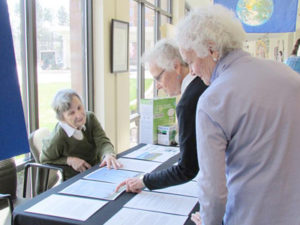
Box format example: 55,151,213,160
124,191,198,216
25,194,107,221
59,179,124,200
84,167,142,183
149,181,198,197
124,144,179,162
104,208,188,225
117,157,161,173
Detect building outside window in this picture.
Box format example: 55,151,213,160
36,0,87,130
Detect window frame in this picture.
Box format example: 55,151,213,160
9,0,93,170
129,0,172,145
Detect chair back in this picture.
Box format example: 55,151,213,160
28,127,50,163
0,158,16,210
28,128,61,196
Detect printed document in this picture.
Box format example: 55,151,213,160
60,179,124,200
118,158,161,173
124,144,179,162
124,191,198,216
149,181,198,197
84,167,141,184
25,194,107,221
104,208,188,225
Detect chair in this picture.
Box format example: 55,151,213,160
0,157,64,225
28,128,50,163
27,128,64,196
0,158,18,225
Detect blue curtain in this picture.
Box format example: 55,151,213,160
0,0,30,160
214,0,298,33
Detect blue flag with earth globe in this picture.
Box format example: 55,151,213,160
214,0,298,33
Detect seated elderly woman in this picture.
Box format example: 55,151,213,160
40,89,121,180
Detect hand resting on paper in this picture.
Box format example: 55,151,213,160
99,154,123,169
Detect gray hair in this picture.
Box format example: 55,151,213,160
142,38,187,71
52,89,82,121
176,4,246,59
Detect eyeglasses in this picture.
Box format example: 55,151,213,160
154,69,165,82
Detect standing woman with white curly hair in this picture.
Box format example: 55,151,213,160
176,4,300,225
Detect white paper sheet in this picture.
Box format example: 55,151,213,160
124,144,179,162
84,167,141,183
59,179,124,200
25,194,107,221
149,181,198,197
104,208,188,225
118,158,161,173
124,191,198,216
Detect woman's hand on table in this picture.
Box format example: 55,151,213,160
100,154,123,169
67,156,91,172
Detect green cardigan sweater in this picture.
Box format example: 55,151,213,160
40,111,114,179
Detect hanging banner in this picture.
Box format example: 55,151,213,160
214,0,299,33
0,0,30,160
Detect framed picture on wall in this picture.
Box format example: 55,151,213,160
111,19,129,73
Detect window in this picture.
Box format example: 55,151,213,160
129,0,139,146
7,0,92,167
147,0,156,5
129,0,172,147
36,0,87,130
161,0,170,11
144,7,155,98
129,0,138,116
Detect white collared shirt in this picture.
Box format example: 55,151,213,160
181,73,196,94
59,122,86,140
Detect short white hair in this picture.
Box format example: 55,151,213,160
176,4,246,58
142,39,187,71
52,89,83,121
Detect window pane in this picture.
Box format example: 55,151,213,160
129,0,139,147
36,0,86,130
144,7,155,98
129,0,138,115
160,0,169,12
161,14,170,26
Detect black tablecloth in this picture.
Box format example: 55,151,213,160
13,144,199,225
